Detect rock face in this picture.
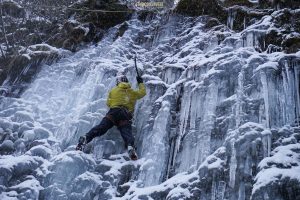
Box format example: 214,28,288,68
0,44,70,97
0,0,300,200
0,0,132,97
175,0,227,21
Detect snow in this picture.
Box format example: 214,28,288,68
253,143,300,195
255,61,279,72
118,171,198,200
0,155,44,172
26,145,52,159
166,186,192,199
10,177,43,191
0,191,19,200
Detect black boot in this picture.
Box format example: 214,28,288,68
128,145,138,160
76,136,87,151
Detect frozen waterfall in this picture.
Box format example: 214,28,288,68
1,7,300,200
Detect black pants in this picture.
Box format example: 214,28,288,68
86,108,134,147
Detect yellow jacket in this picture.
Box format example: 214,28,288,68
106,82,146,112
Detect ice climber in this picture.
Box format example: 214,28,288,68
76,74,146,160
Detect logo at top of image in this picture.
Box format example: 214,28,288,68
135,1,164,8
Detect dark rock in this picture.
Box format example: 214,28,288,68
226,6,271,31
69,1,133,29
175,0,227,22
72,27,86,42
262,9,300,52
63,37,79,52
137,10,157,22
0,0,25,18
282,34,300,53
0,0,135,99
47,33,65,48
63,20,80,34
222,0,255,7
258,0,273,9
264,29,283,48
84,23,96,42
0,46,63,97
114,22,129,40
259,0,300,9
204,18,221,29
273,0,300,9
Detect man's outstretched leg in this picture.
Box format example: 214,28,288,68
118,123,138,160
76,117,114,151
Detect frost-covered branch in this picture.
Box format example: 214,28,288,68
0,0,10,53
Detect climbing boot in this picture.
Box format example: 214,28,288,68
128,146,138,160
76,136,87,151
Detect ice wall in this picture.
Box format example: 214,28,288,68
1,7,300,200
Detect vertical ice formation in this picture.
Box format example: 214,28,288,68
217,181,226,200
229,139,237,188
236,65,245,128
175,80,219,173
238,181,245,200
261,129,272,157
227,8,237,30
294,64,300,126
257,58,300,129
138,100,171,186
260,71,270,128
211,174,217,200
211,176,227,200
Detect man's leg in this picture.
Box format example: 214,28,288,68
118,123,137,160
85,117,114,143
118,123,135,148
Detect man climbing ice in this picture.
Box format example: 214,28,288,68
76,74,146,160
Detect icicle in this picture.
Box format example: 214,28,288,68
244,31,261,48
267,134,271,156
229,139,237,188
238,181,245,200
264,191,270,200
262,129,272,157
227,8,236,30
217,181,226,200
285,60,291,87
260,71,270,128
293,64,300,126
173,89,191,167
244,154,252,175
283,59,296,125
165,108,180,179
236,68,244,128
247,32,254,47
211,173,217,200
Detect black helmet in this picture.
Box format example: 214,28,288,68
116,75,128,85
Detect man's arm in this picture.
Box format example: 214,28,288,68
106,91,112,107
133,83,146,99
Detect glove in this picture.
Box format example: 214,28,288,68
76,136,87,151
136,76,143,84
